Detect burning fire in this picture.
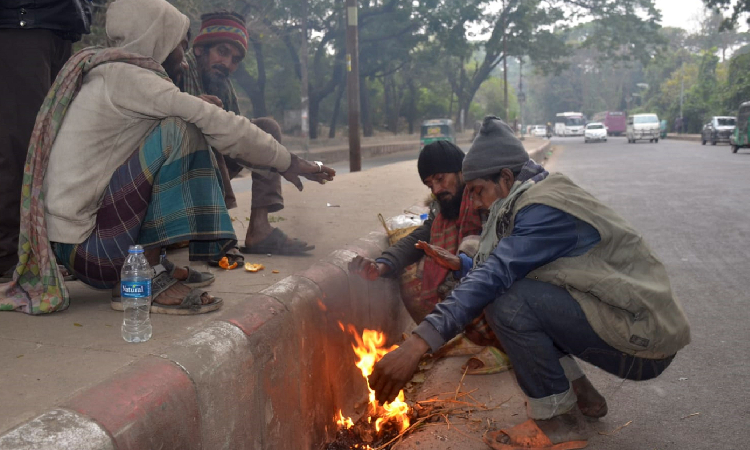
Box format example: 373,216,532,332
336,322,411,433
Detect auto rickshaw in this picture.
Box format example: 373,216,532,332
420,119,455,147
730,101,750,153
659,120,668,139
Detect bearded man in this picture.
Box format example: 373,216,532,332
370,117,690,449
179,11,313,256
349,141,509,374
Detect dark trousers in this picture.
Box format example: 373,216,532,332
485,279,675,406
0,29,71,273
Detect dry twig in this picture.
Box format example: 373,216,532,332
680,412,700,420
598,420,633,436
454,365,469,400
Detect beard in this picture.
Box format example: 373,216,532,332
198,55,232,107
437,183,465,221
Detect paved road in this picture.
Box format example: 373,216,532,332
548,136,749,449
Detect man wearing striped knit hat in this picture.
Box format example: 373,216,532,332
181,11,315,257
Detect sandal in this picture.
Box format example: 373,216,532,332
161,258,215,288
239,228,314,255
208,248,245,267
483,419,588,450
111,265,222,315
462,346,512,375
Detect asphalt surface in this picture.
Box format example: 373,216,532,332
546,136,749,449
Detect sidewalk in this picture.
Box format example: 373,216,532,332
0,138,550,449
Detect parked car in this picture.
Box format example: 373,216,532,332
531,125,547,137
584,122,607,143
730,102,750,153
627,113,660,143
701,116,736,145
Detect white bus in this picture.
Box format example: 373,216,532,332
554,112,586,136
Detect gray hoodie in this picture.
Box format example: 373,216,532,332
43,0,291,244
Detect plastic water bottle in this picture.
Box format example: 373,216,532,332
121,245,153,343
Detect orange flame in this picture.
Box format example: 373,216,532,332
335,325,411,433
336,410,354,429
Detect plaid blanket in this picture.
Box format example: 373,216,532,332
0,47,169,314
419,187,483,306
54,118,237,289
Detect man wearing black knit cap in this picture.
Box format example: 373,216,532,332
370,116,690,449
350,140,512,375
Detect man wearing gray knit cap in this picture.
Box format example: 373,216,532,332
370,116,690,449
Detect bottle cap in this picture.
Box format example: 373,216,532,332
128,245,144,254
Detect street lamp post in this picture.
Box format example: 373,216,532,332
346,0,361,172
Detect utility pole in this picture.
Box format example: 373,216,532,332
518,57,525,140
502,1,508,122
300,0,309,148
346,0,361,172
680,61,685,133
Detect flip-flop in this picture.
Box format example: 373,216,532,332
483,419,588,450
434,334,485,357
111,265,222,314
462,346,512,375
239,228,314,255
161,258,215,287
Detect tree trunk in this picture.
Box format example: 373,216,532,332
329,80,346,138
405,80,417,134
360,76,374,137
309,95,320,139
232,40,267,118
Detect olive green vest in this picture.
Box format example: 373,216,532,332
508,173,690,359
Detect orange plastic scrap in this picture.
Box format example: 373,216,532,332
218,257,238,270
244,263,265,272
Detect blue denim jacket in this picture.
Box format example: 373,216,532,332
414,203,601,353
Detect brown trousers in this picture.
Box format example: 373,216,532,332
212,150,284,213
0,29,72,273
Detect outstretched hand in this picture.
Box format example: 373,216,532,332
348,255,389,281
415,240,461,271
281,154,336,191
370,334,430,404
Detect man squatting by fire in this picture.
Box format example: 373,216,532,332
370,117,690,449
349,140,511,375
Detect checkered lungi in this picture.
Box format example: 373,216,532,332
54,118,237,289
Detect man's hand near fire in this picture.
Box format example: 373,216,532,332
415,240,461,271
370,334,430,404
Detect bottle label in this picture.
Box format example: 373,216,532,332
121,280,151,298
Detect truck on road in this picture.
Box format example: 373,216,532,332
592,111,626,136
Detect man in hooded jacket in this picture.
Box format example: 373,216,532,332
0,0,334,315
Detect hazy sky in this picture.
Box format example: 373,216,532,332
655,0,707,31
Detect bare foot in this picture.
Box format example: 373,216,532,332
153,282,215,306
572,376,608,418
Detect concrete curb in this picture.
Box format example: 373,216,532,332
665,134,701,142
0,232,409,450
1,142,551,449
529,140,552,162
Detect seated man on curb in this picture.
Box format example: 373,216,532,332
349,141,509,375
369,117,690,449
179,11,313,256
0,0,334,315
